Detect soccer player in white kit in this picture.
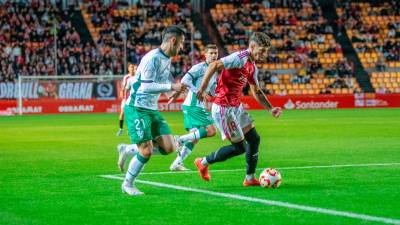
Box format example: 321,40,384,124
169,44,219,171
119,26,187,195
116,63,136,136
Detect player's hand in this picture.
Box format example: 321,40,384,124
171,83,187,92
270,107,282,118
196,86,206,102
205,93,215,102
168,84,187,105
167,91,181,105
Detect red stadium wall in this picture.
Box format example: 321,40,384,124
162,94,400,111
0,94,399,115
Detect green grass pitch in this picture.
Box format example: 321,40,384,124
0,108,399,225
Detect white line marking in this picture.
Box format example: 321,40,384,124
100,175,400,225
115,162,400,176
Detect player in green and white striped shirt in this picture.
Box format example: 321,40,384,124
119,26,187,196
170,44,219,171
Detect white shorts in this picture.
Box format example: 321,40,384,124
211,103,254,143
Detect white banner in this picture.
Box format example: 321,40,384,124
0,82,40,99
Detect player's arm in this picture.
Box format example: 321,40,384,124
205,77,217,102
181,72,197,92
167,70,196,105
141,80,181,94
196,60,224,101
120,79,127,99
140,59,185,94
249,84,281,118
121,89,126,99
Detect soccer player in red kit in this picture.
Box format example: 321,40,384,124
195,32,282,186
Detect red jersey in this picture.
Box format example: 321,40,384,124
214,50,259,107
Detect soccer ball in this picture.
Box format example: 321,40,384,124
259,168,282,188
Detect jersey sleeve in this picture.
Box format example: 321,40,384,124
181,72,196,92
221,50,249,69
139,57,171,93
206,72,218,95
181,64,202,92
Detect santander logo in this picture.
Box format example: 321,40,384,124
284,99,295,109
284,99,339,110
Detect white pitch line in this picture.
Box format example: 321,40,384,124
116,162,400,176
100,175,400,225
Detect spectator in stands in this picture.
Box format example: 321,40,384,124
376,86,388,94
320,88,332,94
329,77,348,89
376,57,387,72
270,73,279,84
278,89,287,96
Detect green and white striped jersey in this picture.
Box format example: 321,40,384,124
127,48,172,110
182,62,217,108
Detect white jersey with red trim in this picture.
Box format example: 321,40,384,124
122,74,135,100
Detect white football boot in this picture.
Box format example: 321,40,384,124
121,183,144,196
117,144,128,172
116,128,123,137
170,155,190,171
170,162,190,171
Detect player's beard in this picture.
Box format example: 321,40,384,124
171,46,180,56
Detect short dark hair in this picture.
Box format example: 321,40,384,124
162,26,185,43
205,44,218,52
249,32,271,48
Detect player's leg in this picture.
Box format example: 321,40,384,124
170,129,198,171
178,124,217,143
171,106,217,171
151,110,177,155
153,135,176,154
170,125,217,171
176,127,207,144
176,106,216,144
122,140,152,196
194,104,247,181
116,105,139,171
116,101,125,136
117,143,139,172
117,133,176,172
118,139,172,172
242,124,261,186
239,107,260,186
121,106,153,195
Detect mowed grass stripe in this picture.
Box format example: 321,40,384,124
100,175,400,225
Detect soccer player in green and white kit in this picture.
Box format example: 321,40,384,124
169,44,219,171
119,26,187,196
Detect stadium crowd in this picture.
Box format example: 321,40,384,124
0,1,57,79
1,0,399,94
0,0,203,80
338,0,400,68
84,0,203,78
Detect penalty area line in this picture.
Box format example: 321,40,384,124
99,174,400,225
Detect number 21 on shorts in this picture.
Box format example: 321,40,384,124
134,119,145,130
